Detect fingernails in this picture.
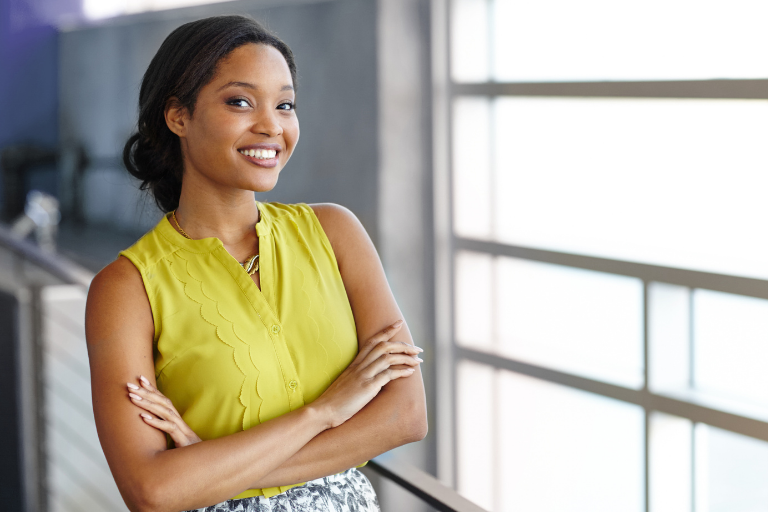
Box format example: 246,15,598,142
415,357,423,363
414,346,424,353
406,368,415,372
140,375,150,386
129,393,142,401
140,413,152,419
393,320,404,327
127,383,139,390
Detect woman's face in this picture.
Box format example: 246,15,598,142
167,43,299,194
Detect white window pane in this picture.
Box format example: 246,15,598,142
695,424,768,512
494,97,768,279
649,413,692,512
453,97,492,239
693,289,768,408
498,371,644,512
648,283,691,392
455,251,493,350
450,0,490,82
497,257,644,387
457,361,494,510
493,0,768,81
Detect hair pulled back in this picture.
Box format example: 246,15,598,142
123,15,297,213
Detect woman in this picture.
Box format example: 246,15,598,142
85,15,427,512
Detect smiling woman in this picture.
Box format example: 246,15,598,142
85,16,427,512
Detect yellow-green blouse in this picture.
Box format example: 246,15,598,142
119,202,359,499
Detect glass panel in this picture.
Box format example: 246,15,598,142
498,371,644,512
693,289,768,408
450,0,490,82
496,257,644,387
649,413,692,512
494,97,768,279
453,97,492,239
455,251,493,350
492,0,768,81
457,361,495,511
695,424,768,512
648,283,691,392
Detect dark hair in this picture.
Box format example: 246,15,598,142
123,15,297,213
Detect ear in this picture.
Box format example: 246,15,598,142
164,97,189,137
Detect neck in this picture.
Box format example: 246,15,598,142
173,183,261,248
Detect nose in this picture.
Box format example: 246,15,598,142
251,107,282,138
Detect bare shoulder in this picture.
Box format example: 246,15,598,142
86,256,153,348
308,203,372,266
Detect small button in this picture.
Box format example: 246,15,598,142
288,380,298,390
271,324,281,334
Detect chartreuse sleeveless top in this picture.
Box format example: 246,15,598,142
119,202,359,500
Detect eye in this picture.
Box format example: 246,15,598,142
277,102,295,111
226,97,251,108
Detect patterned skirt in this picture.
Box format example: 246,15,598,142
187,468,380,512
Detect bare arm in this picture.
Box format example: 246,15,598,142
86,255,417,512
248,203,428,488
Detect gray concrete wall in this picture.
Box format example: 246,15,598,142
59,0,379,241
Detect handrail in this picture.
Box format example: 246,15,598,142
457,237,768,300
0,224,93,287
367,458,488,512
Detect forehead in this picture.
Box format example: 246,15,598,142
212,43,293,87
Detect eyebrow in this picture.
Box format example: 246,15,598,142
217,81,294,92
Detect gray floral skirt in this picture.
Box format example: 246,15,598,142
187,468,380,512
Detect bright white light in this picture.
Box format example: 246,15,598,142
492,0,768,81
453,97,492,239
498,372,644,511
455,251,494,350
83,0,231,20
648,282,691,392
496,257,644,387
493,96,768,280
697,424,768,512
649,413,692,512
83,0,127,19
450,0,490,82
457,361,495,510
694,289,768,407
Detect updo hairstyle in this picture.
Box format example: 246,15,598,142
123,15,297,213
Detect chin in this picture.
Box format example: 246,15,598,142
246,176,280,194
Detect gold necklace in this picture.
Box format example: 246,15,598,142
172,209,259,275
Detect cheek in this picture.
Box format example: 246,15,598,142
284,119,300,153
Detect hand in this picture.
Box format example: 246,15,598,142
127,375,202,448
312,319,423,429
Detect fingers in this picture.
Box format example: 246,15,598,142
372,367,416,388
356,320,405,360
139,413,197,447
127,377,201,447
362,352,422,380
127,378,178,420
358,339,422,370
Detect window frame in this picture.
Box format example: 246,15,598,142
432,0,768,510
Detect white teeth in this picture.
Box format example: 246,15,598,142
240,149,277,159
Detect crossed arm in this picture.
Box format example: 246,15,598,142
85,204,427,512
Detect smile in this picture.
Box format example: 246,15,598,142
239,149,277,159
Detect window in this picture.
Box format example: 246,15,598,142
435,1,768,510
